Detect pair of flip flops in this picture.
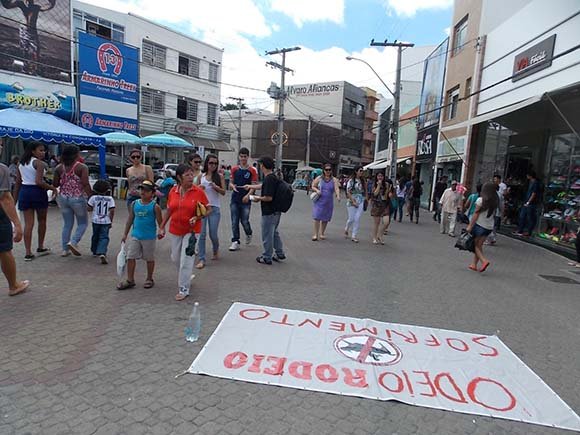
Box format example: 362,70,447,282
117,279,154,290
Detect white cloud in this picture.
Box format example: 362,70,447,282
270,0,344,27
76,0,402,109
443,26,450,36
385,0,453,17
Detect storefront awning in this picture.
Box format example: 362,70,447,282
364,158,389,170
0,108,105,148
440,94,544,132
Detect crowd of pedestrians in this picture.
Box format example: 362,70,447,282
0,139,548,298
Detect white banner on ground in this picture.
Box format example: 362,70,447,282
188,303,580,432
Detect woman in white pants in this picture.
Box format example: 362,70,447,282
159,164,210,301
345,166,367,243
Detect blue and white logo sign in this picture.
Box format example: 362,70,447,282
78,32,139,134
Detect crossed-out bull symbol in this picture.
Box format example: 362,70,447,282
340,340,393,361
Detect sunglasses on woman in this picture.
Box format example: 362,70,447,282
193,160,202,164
324,168,332,171
130,155,141,160
208,161,218,165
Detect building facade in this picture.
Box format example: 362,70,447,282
73,1,228,163
437,0,483,184
281,81,367,172
360,87,379,165
444,0,580,253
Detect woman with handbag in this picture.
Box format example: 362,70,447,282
311,165,340,241
344,166,367,243
466,182,498,273
370,172,389,244
159,164,210,301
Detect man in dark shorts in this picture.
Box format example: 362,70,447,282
0,143,29,296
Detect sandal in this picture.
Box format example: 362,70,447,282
319,234,326,240
312,236,318,241
144,279,155,289
117,280,136,290
479,261,491,273
195,261,205,269
175,292,189,301
9,280,30,296
468,264,478,271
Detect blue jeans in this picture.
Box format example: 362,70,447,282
57,196,88,251
393,196,405,221
517,204,537,234
91,223,111,255
261,212,284,261
230,201,252,243
198,207,220,262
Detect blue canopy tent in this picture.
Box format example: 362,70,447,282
138,132,193,166
0,108,107,178
101,131,141,176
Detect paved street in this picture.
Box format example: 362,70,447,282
1,192,579,435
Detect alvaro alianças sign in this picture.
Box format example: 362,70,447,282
189,303,580,432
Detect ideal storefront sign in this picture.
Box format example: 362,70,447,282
78,32,139,135
512,35,556,82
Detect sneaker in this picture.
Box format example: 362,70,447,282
272,254,286,262
245,234,252,245
229,241,240,251
512,231,524,236
61,251,71,257
67,243,81,256
36,247,51,256
100,255,108,265
24,254,35,261
256,256,272,265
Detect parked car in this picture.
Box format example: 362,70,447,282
80,150,127,178
154,163,178,179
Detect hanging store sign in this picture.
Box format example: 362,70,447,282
78,32,139,135
416,126,438,162
188,303,580,432
175,122,199,136
512,35,556,82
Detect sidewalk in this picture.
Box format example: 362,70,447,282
0,194,578,434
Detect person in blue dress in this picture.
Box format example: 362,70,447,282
311,165,340,241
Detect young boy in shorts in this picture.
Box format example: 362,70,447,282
117,180,162,290
88,180,115,264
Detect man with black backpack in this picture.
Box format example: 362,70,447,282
250,156,289,265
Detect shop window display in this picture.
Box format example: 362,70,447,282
538,134,580,247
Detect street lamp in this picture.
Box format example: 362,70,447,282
345,56,395,98
346,56,399,179
306,114,333,167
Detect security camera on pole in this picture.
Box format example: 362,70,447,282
265,47,301,170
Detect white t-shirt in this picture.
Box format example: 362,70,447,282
498,182,507,197
475,197,495,230
88,195,116,224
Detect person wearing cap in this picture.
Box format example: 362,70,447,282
117,180,162,290
439,180,462,237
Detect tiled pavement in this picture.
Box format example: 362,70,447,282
1,192,579,434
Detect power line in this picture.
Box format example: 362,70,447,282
0,14,266,94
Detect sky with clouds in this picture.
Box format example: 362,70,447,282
80,0,453,109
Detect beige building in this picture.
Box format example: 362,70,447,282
438,0,483,185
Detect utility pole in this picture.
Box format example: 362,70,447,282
266,46,301,170
370,39,414,179
227,96,244,152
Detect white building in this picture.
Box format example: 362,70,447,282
73,1,229,162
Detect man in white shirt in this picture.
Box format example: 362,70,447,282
493,174,507,198
439,180,462,237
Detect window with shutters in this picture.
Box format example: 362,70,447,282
142,88,165,115
142,41,166,69
207,103,217,125
209,63,218,83
177,97,198,121
178,54,200,78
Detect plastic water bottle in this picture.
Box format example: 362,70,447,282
185,302,201,342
